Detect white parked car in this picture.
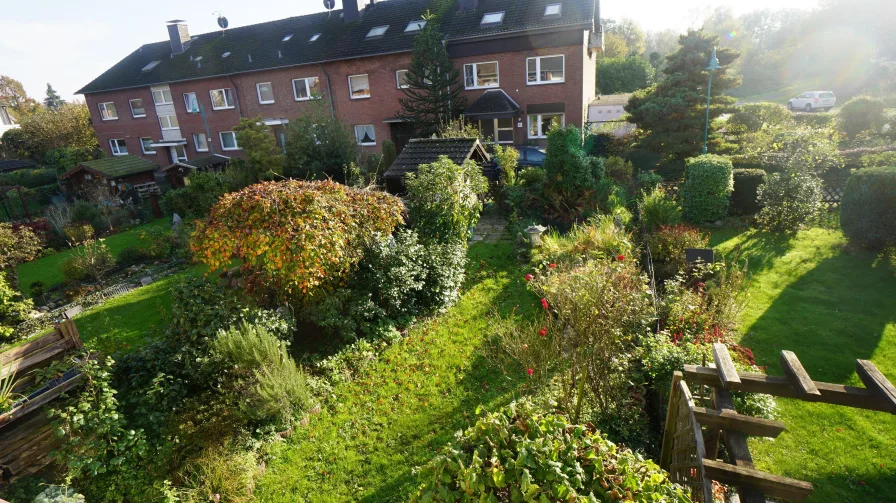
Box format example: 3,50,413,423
788,91,836,112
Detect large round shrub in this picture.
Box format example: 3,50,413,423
192,180,404,302
681,154,734,222
412,400,689,502
756,171,823,232
840,166,896,249
839,96,885,138
405,155,488,243
730,169,767,215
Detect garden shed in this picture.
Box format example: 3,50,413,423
161,154,231,188
61,155,159,199
0,160,37,174
383,137,490,194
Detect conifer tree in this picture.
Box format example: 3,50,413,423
44,83,66,110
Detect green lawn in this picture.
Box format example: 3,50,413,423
712,227,896,502
17,219,168,297
255,242,536,502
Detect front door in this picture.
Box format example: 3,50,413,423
390,123,414,154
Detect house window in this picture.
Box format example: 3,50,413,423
293,77,320,101
152,88,173,105
528,113,564,138
527,55,565,84
173,145,187,162
464,62,499,89
98,102,118,121
109,139,127,155
544,3,561,16
480,11,504,25
219,131,239,150
129,99,146,118
366,25,389,38
496,118,514,143
159,114,179,130
140,137,156,154
183,92,198,113
396,70,410,89
141,60,161,72
193,133,209,152
348,74,371,99
405,20,426,32
354,125,376,146
210,88,234,110
309,33,321,42
282,34,293,42
257,82,275,104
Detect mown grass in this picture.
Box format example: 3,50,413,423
16,218,168,297
255,242,537,502
712,227,896,502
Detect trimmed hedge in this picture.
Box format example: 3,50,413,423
681,154,734,222
840,166,896,249
730,169,766,215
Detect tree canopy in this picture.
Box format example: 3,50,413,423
596,56,655,94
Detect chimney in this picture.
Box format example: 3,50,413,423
166,20,191,54
343,0,361,22
459,0,478,11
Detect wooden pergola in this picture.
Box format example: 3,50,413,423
660,343,896,502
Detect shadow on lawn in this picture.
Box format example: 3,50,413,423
711,228,798,276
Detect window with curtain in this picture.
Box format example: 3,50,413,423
354,125,376,146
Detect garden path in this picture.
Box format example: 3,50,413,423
470,209,510,243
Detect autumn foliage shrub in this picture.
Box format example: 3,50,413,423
192,180,404,303
646,225,710,282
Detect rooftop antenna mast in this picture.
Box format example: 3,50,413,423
213,11,229,35
323,0,335,18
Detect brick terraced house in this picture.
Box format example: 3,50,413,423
78,0,603,167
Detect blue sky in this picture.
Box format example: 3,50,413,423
2,0,819,102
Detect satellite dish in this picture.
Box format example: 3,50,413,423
323,0,335,10
217,16,229,29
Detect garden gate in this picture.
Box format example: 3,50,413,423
660,343,896,502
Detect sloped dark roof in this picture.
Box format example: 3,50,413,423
162,154,231,171
464,89,520,118
78,0,597,94
0,159,37,173
62,156,157,179
384,137,489,179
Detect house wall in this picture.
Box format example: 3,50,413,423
85,88,169,164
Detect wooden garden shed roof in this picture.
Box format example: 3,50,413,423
61,155,157,179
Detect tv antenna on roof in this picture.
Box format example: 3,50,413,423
213,11,229,34
323,0,335,17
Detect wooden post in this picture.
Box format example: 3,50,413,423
57,319,83,350
780,350,820,396
712,343,741,388
714,388,768,503
659,371,683,469
856,360,896,412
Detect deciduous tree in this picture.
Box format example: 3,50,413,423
0,75,40,118
234,116,284,179
596,56,655,94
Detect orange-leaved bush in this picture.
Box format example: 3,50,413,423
191,180,404,302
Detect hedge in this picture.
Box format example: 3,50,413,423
681,154,734,222
730,169,766,215
840,166,896,249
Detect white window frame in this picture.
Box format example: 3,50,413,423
309,33,321,42
396,70,410,89
183,92,198,113
159,114,179,130
129,99,146,118
366,25,389,38
109,139,127,156
193,133,209,152
544,3,561,16
292,77,320,101
353,125,376,146
256,82,275,104
173,144,187,162
481,11,505,25
140,137,156,154
526,55,565,85
98,102,118,121
527,113,564,139
405,20,426,32
151,89,173,105
463,61,499,90
219,131,240,151
495,118,514,144
209,88,235,110
348,74,371,100
282,34,293,42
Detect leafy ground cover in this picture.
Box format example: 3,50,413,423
712,226,896,502
255,241,537,502
16,218,168,297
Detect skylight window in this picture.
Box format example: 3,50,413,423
222,52,231,58
141,61,161,72
544,3,561,16
405,20,426,32
366,25,389,38
309,33,321,42
193,56,202,61
480,11,504,25
282,34,294,42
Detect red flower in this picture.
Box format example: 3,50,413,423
539,327,547,337
616,254,625,261
540,298,549,310
548,263,557,269
524,274,534,281
526,368,534,376
860,481,866,486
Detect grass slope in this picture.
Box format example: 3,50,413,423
255,242,536,502
16,219,168,297
712,227,896,502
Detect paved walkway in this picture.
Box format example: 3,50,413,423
470,210,511,243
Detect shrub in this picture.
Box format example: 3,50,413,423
622,148,661,173
605,155,634,185
160,172,227,218
284,105,360,181
33,486,85,503
860,151,896,168
730,168,767,215
541,125,606,223
647,225,710,283
115,245,149,268
138,226,175,259
728,102,792,133
412,400,689,502
840,166,896,249
73,240,115,283
404,155,488,244
381,140,397,169
493,144,519,186
70,200,102,232
681,154,734,222
839,96,886,138
756,171,823,232
62,222,94,245
177,445,257,503
1,274,32,340
0,168,57,189
192,180,404,304
534,215,635,267
639,186,682,231
636,170,664,191
29,280,46,301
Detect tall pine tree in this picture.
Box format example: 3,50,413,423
44,83,66,111
626,30,740,161
398,11,466,136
